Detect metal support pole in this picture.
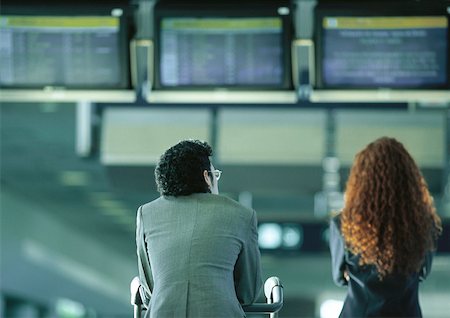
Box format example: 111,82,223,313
76,101,93,158
325,108,336,158
210,107,219,163
315,109,343,217
443,108,450,215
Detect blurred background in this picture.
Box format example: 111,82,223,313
1,0,449,317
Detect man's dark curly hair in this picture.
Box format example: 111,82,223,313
155,140,213,196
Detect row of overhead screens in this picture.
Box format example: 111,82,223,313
1,0,449,103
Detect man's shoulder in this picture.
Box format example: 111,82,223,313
200,194,254,215
140,196,165,211
140,194,254,218
214,194,252,210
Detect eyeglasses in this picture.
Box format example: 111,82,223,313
209,169,222,181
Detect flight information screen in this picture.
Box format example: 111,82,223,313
321,16,448,88
0,15,125,88
158,17,284,87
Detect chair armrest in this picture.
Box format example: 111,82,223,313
130,277,144,306
242,276,284,314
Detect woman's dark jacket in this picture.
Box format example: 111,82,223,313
329,214,433,318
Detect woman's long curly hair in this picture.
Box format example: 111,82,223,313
341,137,442,279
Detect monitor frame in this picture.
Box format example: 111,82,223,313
152,1,294,91
0,4,132,90
313,1,450,91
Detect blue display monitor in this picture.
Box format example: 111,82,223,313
314,2,449,89
153,1,293,90
0,6,130,89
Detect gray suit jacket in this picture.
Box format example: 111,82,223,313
136,193,263,318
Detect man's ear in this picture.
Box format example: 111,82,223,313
203,170,212,187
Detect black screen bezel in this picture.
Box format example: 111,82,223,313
313,1,450,90
0,4,131,90
153,1,293,91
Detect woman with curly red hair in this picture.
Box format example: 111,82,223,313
329,137,442,317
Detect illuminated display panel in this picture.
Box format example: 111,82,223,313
0,14,129,89
322,17,448,87
159,17,284,87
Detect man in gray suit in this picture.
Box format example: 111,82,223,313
136,139,262,317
